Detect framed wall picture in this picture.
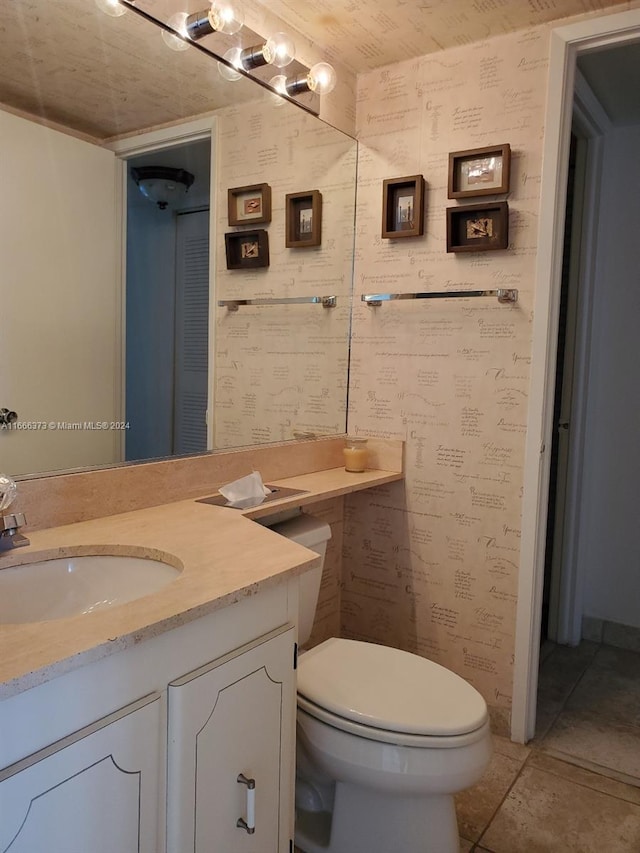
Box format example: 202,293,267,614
381,175,425,238
228,183,272,225
285,190,322,247
448,144,511,198
446,201,509,253
225,229,270,269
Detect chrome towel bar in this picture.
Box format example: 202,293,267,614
361,289,518,306
219,296,337,311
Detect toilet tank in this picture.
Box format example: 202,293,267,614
267,513,331,647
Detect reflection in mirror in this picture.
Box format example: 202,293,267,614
0,0,356,479
125,139,212,462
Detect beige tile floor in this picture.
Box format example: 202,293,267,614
297,641,640,852
456,640,640,852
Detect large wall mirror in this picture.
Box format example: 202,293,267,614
0,0,356,479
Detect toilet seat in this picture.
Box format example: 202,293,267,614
297,638,487,740
298,695,490,749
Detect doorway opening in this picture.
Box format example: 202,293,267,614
513,10,640,743
124,138,211,462
540,41,640,653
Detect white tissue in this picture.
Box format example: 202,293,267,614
218,472,272,509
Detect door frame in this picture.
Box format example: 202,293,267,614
108,118,218,452
512,9,640,743
546,71,611,646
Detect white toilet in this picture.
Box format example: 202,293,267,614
269,512,493,853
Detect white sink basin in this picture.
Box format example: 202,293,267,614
0,554,181,624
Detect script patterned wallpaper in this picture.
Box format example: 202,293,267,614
344,24,551,728
213,99,356,449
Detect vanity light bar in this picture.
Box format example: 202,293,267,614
361,289,518,306
219,296,337,311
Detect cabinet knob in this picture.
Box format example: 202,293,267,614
236,773,256,834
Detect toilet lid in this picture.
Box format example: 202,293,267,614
297,638,487,737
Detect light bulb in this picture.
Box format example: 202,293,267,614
307,62,337,95
209,1,244,35
269,74,289,106
269,75,289,96
95,0,126,16
161,12,189,51
218,47,244,82
263,33,296,68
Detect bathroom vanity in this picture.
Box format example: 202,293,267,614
0,503,311,852
0,460,403,852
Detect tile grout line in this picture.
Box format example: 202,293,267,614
560,641,601,707
470,746,536,852
471,640,640,851
539,640,640,790
471,641,608,851
530,749,640,804
534,640,600,745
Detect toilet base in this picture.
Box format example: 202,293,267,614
295,782,459,853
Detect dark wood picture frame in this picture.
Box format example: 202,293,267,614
285,190,322,248
227,183,272,226
448,144,511,199
382,175,425,238
225,229,270,269
446,201,509,253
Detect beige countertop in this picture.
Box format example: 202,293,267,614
0,500,318,698
242,466,403,519
0,466,403,698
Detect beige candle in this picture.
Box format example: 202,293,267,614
343,437,368,472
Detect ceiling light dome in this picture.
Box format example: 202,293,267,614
131,166,195,210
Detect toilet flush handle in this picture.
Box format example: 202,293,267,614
236,773,256,834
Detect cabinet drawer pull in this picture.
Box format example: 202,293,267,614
236,773,256,834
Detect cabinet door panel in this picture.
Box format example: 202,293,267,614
0,693,161,853
167,628,295,853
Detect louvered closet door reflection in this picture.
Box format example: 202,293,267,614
173,209,210,455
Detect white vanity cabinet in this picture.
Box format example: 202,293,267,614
0,579,301,853
0,692,162,853
167,626,296,853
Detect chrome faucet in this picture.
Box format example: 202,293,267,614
0,473,29,551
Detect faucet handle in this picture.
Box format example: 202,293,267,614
0,512,26,533
0,473,17,512
0,511,29,551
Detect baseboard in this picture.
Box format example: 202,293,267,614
582,616,640,653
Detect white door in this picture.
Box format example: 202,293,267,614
166,628,296,853
0,693,162,853
0,108,121,478
546,133,588,644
